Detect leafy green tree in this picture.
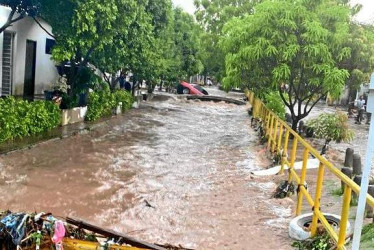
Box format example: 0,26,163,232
339,23,374,102
0,0,39,33
220,0,351,130
38,0,200,96
173,8,203,80
39,0,140,92
307,112,353,152
194,0,262,82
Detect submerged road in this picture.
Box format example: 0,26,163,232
0,89,292,249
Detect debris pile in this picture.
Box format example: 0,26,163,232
0,211,192,250
0,211,68,250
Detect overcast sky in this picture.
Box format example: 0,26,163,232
171,0,374,24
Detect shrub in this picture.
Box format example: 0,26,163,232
264,91,286,119
0,97,61,143
113,90,134,112
85,90,134,121
306,112,353,143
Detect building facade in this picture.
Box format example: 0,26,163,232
0,6,59,100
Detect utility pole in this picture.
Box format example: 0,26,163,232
352,73,374,249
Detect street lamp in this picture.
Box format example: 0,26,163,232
352,73,374,249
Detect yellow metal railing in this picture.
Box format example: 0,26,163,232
247,91,374,249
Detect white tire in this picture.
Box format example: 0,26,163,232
289,212,351,241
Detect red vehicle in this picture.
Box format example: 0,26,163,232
177,81,208,95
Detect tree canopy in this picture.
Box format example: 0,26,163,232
220,0,355,129
194,0,261,82
32,0,203,94
0,0,39,33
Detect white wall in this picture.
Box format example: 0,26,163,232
0,6,58,96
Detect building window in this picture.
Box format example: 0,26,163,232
45,38,55,54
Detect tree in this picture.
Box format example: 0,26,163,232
0,0,39,34
220,0,351,131
307,112,353,153
339,23,374,102
173,8,203,80
39,0,140,92
37,0,200,97
194,0,262,82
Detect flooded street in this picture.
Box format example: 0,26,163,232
0,90,292,249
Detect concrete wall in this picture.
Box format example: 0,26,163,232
0,6,58,96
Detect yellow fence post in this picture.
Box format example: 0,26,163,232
271,119,279,153
296,148,309,215
280,130,290,175
337,185,352,249
277,125,284,154
265,112,271,133
248,92,374,249
252,98,257,117
288,138,298,183
261,105,267,121
311,162,325,236
268,115,274,148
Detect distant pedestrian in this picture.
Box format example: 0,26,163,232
115,72,126,89
124,81,131,92
355,95,366,124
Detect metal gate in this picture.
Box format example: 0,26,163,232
1,31,14,96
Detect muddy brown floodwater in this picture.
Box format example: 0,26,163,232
0,90,293,249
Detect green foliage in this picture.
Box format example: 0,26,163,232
38,0,201,93
264,92,286,120
0,0,39,33
85,91,115,122
306,112,353,143
113,90,135,112
195,0,262,81
85,90,134,121
292,233,333,250
0,97,61,143
220,0,352,129
339,24,374,101
360,223,374,249
172,8,203,79
325,180,343,196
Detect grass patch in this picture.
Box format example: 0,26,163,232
324,180,343,197
352,223,374,249
351,194,358,206
292,234,333,250
331,188,343,196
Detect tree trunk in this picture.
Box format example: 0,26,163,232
291,119,299,132
159,79,163,91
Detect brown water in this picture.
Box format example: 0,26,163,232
0,92,292,249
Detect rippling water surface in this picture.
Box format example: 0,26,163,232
0,90,292,249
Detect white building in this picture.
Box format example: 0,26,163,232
0,6,59,100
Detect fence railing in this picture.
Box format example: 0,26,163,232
247,91,374,249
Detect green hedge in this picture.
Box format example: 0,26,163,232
85,90,134,121
0,97,61,143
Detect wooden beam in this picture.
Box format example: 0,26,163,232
66,217,166,250
186,95,246,105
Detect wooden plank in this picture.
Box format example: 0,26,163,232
66,217,166,250
186,95,246,105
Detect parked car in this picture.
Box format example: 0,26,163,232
176,81,209,95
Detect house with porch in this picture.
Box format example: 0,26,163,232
0,5,59,100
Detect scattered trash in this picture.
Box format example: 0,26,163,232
251,158,321,176
273,181,296,198
0,211,192,250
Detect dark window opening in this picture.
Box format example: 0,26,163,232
45,38,55,54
